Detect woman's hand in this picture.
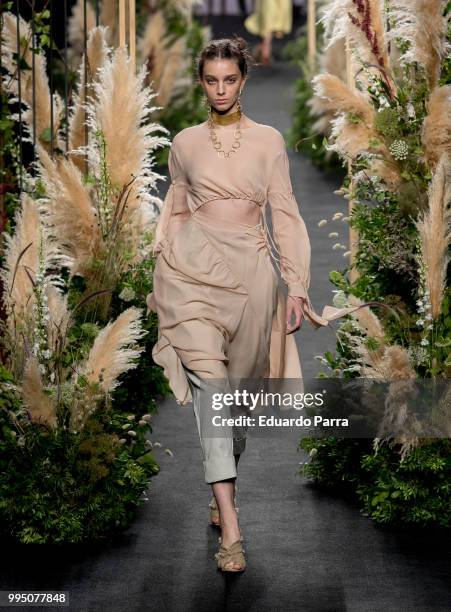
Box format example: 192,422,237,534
286,295,307,334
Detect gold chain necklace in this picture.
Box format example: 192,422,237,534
208,107,243,159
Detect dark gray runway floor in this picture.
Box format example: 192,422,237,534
1,17,450,612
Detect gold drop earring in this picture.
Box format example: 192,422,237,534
237,90,243,114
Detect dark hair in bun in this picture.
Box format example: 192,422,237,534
196,34,254,79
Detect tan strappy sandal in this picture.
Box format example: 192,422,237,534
215,539,246,572
209,494,239,527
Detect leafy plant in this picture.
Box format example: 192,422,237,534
299,1,451,527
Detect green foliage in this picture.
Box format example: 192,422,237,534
299,5,451,527
299,437,373,493
299,437,451,526
0,374,159,544
109,237,172,409
0,5,183,545
356,440,451,526
439,2,451,85
282,27,344,172
350,198,419,304
0,87,20,238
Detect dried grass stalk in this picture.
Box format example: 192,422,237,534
0,195,64,321
320,0,394,94
81,45,170,253
45,284,72,354
37,146,100,276
388,0,451,89
67,0,97,67
82,307,146,393
137,10,186,108
421,85,451,169
68,26,110,166
21,356,57,428
414,153,451,320
1,12,64,151
312,74,391,159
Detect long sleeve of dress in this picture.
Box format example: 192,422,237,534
152,138,190,257
267,140,311,300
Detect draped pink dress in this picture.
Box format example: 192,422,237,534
147,117,365,405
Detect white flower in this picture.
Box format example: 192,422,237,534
420,337,429,346
332,243,341,250
309,448,318,458
406,103,416,119
389,140,409,161
127,430,137,437
141,414,152,422
318,219,328,227
139,419,147,426
416,319,424,327
127,414,135,421
119,286,136,302
328,232,339,238
343,251,351,257
332,212,344,220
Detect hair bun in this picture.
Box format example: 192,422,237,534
232,35,248,52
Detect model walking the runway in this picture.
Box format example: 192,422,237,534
244,0,293,66
147,36,368,572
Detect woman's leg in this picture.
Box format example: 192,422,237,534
261,31,273,64
185,366,240,484
184,364,242,556
211,479,241,553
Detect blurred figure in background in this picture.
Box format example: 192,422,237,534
237,0,248,16
244,0,292,66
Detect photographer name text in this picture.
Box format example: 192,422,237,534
212,415,349,428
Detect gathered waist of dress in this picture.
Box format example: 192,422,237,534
193,208,263,233
191,201,283,273
193,198,263,230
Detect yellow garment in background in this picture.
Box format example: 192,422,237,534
244,0,292,38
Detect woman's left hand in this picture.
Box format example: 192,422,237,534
286,295,307,334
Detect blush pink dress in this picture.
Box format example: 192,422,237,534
147,117,366,405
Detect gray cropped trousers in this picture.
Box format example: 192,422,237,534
184,366,249,484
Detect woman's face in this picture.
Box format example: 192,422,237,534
200,58,246,113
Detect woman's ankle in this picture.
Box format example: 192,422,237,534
221,522,241,545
